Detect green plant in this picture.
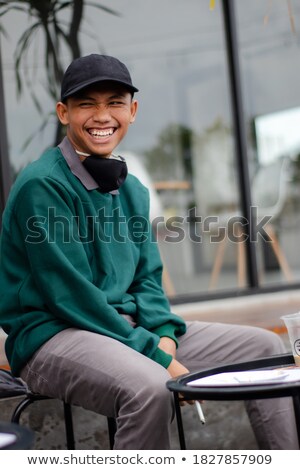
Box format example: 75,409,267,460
0,1,120,143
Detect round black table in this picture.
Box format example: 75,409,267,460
166,353,300,449
0,422,34,449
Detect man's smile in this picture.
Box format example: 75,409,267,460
87,127,115,138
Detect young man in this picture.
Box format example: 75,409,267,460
0,54,298,449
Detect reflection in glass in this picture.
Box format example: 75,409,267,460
236,0,300,287
1,1,241,297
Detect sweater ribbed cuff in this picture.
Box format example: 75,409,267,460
151,324,179,348
151,348,173,369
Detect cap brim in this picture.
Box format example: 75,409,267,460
61,77,139,101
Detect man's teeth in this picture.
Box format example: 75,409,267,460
89,129,114,137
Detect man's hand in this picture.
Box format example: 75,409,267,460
167,359,194,406
158,338,188,379
157,338,195,405
158,338,193,403
158,336,177,358
167,358,189,378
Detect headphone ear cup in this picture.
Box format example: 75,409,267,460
82,156,128,193
118,162,128,187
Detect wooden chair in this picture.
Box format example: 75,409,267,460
209,156,293,289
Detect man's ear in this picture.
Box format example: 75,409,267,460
130,99,138,124
56,102,69,125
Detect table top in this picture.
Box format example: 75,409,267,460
0,422,34,450
167,353,300,401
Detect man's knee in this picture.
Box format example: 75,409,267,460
140,371,171,401
131,368,172,414
251,327,285,356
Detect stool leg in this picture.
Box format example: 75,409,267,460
11,397,35,423
107,417,117,449
292,394,300,448
63,403,75,450
174,393,186,450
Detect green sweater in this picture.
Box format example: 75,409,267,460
0,145,186,376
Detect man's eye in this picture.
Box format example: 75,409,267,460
110,101,125,106
79,102,93,107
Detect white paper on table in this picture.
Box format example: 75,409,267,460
0,432,17,448
187,368,300,387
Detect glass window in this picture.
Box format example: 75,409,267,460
1,1,244,297
236,0,300,287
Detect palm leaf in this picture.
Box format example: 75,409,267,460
53,1,73,14
53,21,69,43
0,23,8,37
85,2,121,17
0,5,29,15
1,0,122,145
14,21,40,94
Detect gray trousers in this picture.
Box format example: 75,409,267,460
20,321,299,450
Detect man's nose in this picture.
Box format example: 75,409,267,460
93,105,111,122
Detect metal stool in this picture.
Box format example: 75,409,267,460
1,369,116,449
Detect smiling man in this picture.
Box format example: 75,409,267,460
57,83,137,159
0,54,298,450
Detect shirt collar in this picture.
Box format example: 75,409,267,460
58,136,119,195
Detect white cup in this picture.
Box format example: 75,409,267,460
281,312,300,366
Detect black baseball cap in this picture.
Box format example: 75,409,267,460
60,54,139,102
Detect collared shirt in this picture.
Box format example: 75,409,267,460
57,137,133,327
58,136,119,195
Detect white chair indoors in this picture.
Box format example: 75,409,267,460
209,156,293,289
